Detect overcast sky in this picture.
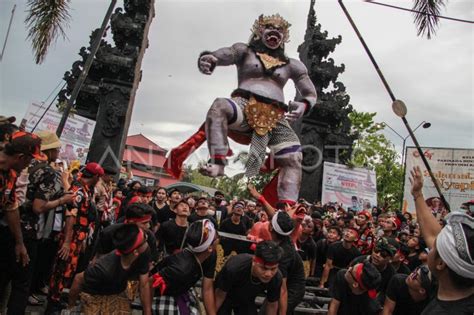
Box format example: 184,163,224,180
1,0,472,173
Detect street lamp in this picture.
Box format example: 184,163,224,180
381,121,431,166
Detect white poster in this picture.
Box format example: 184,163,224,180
21,102,96,164
321,162,377,211
403,147,474,214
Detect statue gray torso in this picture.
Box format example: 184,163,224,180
236,47,295,103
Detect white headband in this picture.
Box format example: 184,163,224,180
436,213,474,279
271,211,293,236
188,219,216,253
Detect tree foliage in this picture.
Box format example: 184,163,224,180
348,111,404,210
182,152,277,200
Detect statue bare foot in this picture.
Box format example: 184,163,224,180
199,163,225,177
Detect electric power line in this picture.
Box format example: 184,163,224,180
31,82,66,133
366,1,474,24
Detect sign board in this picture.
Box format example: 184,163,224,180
22,102,95,165
321,161,377,211
403,147,474,214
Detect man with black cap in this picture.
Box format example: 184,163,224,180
268,210,305,314
328,260,382,315
215,240,283,314
410,166,474,314
47,162,104,313
189,197,218,228
152,219,218,315
68,224,152,314
350,237,397,307
382,264,434,315
0,131,47,314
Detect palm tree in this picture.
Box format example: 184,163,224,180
25,0,71,64
412,0,447,39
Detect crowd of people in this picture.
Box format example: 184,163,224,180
0,115,473,315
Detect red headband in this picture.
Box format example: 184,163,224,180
253,256,278,267
116,229,145,256
354,263,377,299
125,214,152,224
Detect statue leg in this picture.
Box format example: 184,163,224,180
200,98,237,177
275,150,302,203
269,120,302,203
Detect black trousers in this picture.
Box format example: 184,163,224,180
0,226,37,314
30,234,60,293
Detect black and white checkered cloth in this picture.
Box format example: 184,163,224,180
152,289,200,315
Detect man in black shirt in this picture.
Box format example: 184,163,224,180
188,197,217,228
328,261,381,315
391,243,411,275
269,210,306,314
213,191,227,226
410,167,474,315
152,219,218,315
68,224,152,315
320,227,361,289
297,215,317,277
314,226,341,278
151,187,175,227
157,199,189,254
215,240,283,315
93,203,158,263
382,265,434,315
350,237,397,308
219,201,250,255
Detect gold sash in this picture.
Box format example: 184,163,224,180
244,96,284,136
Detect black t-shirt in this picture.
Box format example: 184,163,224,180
241,214,254,231
215,254,282,314
219,217,248,235
82,251,149,295
327,241,361,269
94,223,158,261
351,255,395,295
407,253,422,271
279,238,306,295
157,220,187,254
157,249,216,297
329,269,375,315
315,238,331,277
421,293,474,315
393,262,411,275
154,203,175,224
297,237,317,261
214,205,228,227
219,218,250,255
386,274,429,315
188,213,218,229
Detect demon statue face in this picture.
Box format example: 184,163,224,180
250,14,291,50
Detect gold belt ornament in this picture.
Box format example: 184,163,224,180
244,96,284,136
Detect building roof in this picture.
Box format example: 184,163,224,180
126,134,166,153
164,182,218,196
131,168,160,180
130,168,178,186
123,148,166,168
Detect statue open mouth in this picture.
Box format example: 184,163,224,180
265,31,282,47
